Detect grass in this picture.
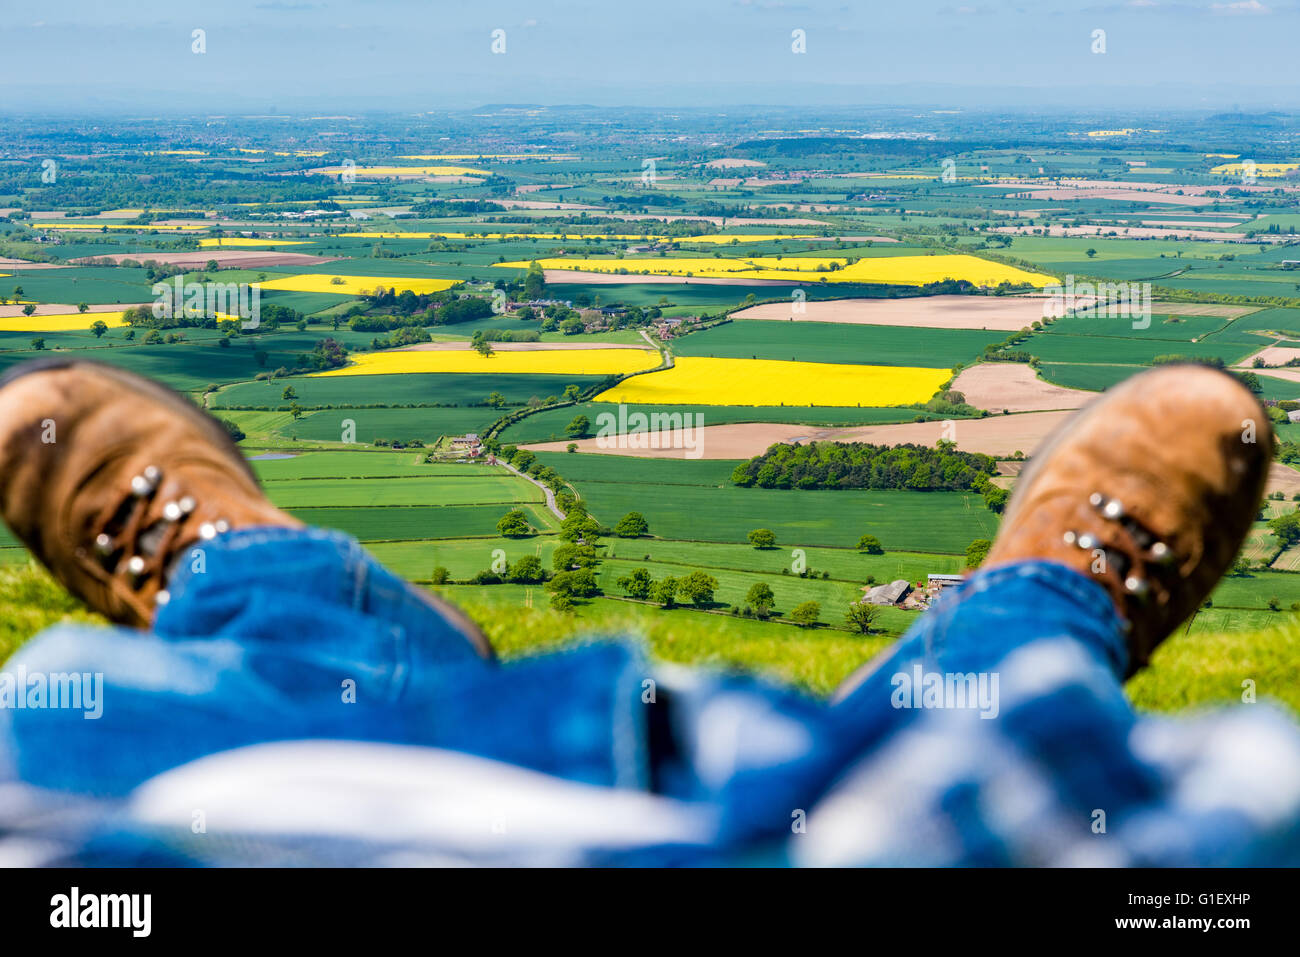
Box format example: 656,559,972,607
671,320,1004,368
279,407,497,443
558,462,999,551
0,563,103,664
502,402,946,445
2,561,1294,711
212,372,608,409
264,475,541,508
282,503,558,541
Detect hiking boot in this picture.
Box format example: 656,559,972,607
0,358,302,626
984,363,1272,675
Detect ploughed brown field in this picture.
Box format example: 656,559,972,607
731,294,1051,329
951,363,1094,413
524,410,1075,460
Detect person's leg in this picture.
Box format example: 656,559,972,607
0,525,654,797
0,359,654,798
794,559,1300,866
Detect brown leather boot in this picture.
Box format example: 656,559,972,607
984,363,1272,675
0,358,492,659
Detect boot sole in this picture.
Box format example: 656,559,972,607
999,362,1262,530
0,357,498,660
0,356,259,485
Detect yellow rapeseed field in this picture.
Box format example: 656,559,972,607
0,311,128,333
597,357,950,407
498,253,1053,288
1211,162,1300,177
256,274,461,295
199,238,308,247
314,165,489,177
311,348,659,378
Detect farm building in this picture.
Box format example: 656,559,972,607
863,579,911,606
450,433,482,455
927,574,965,590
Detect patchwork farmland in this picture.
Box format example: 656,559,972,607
5,109,1300,710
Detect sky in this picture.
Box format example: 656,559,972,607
3,0,1300,113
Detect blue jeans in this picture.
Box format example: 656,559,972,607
2,528,1298,866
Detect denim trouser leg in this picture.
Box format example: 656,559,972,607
0,528,651,798
6,530,1299,865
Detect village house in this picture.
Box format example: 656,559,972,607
450,432,482,456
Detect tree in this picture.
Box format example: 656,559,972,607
485,391,507,408
748,528,777,549
471,331,494,357
552,542,598,570
965,538,993,568
565,414,590,438
616,567,654,599
21,304,36,317
496,508,533,538
29,337,44,351
1269,510,1300,548
679,570,718,608
430,566,451,584
76,302,89,314
550,592,574,612
559,511,602,544
857,534,884,555
1085,248,1097,258
90,319,108,338
746,582,776,617
508,554,546,584
845,602,878,634
215,417,245,442
523,260,546,300
651,576,679,609
281,385,298,400
790,601,821,627
289,402,304,421
549,567,598,599
982,485,1010,513
614,511,649,538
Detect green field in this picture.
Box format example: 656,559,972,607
500,401,945,445
671,319,1003,368
212,372,608,409
7,114,1300,724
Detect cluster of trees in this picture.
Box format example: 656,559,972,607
485,502,651,610
731,440,995,492
348,294,494,330
120,301,305,331
1269,508,1300,548
982,326,1037,363
615,567,718,609
972,474,1011,513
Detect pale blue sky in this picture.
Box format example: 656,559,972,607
3,0,1299,112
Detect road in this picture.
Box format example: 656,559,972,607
499,459,566,521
